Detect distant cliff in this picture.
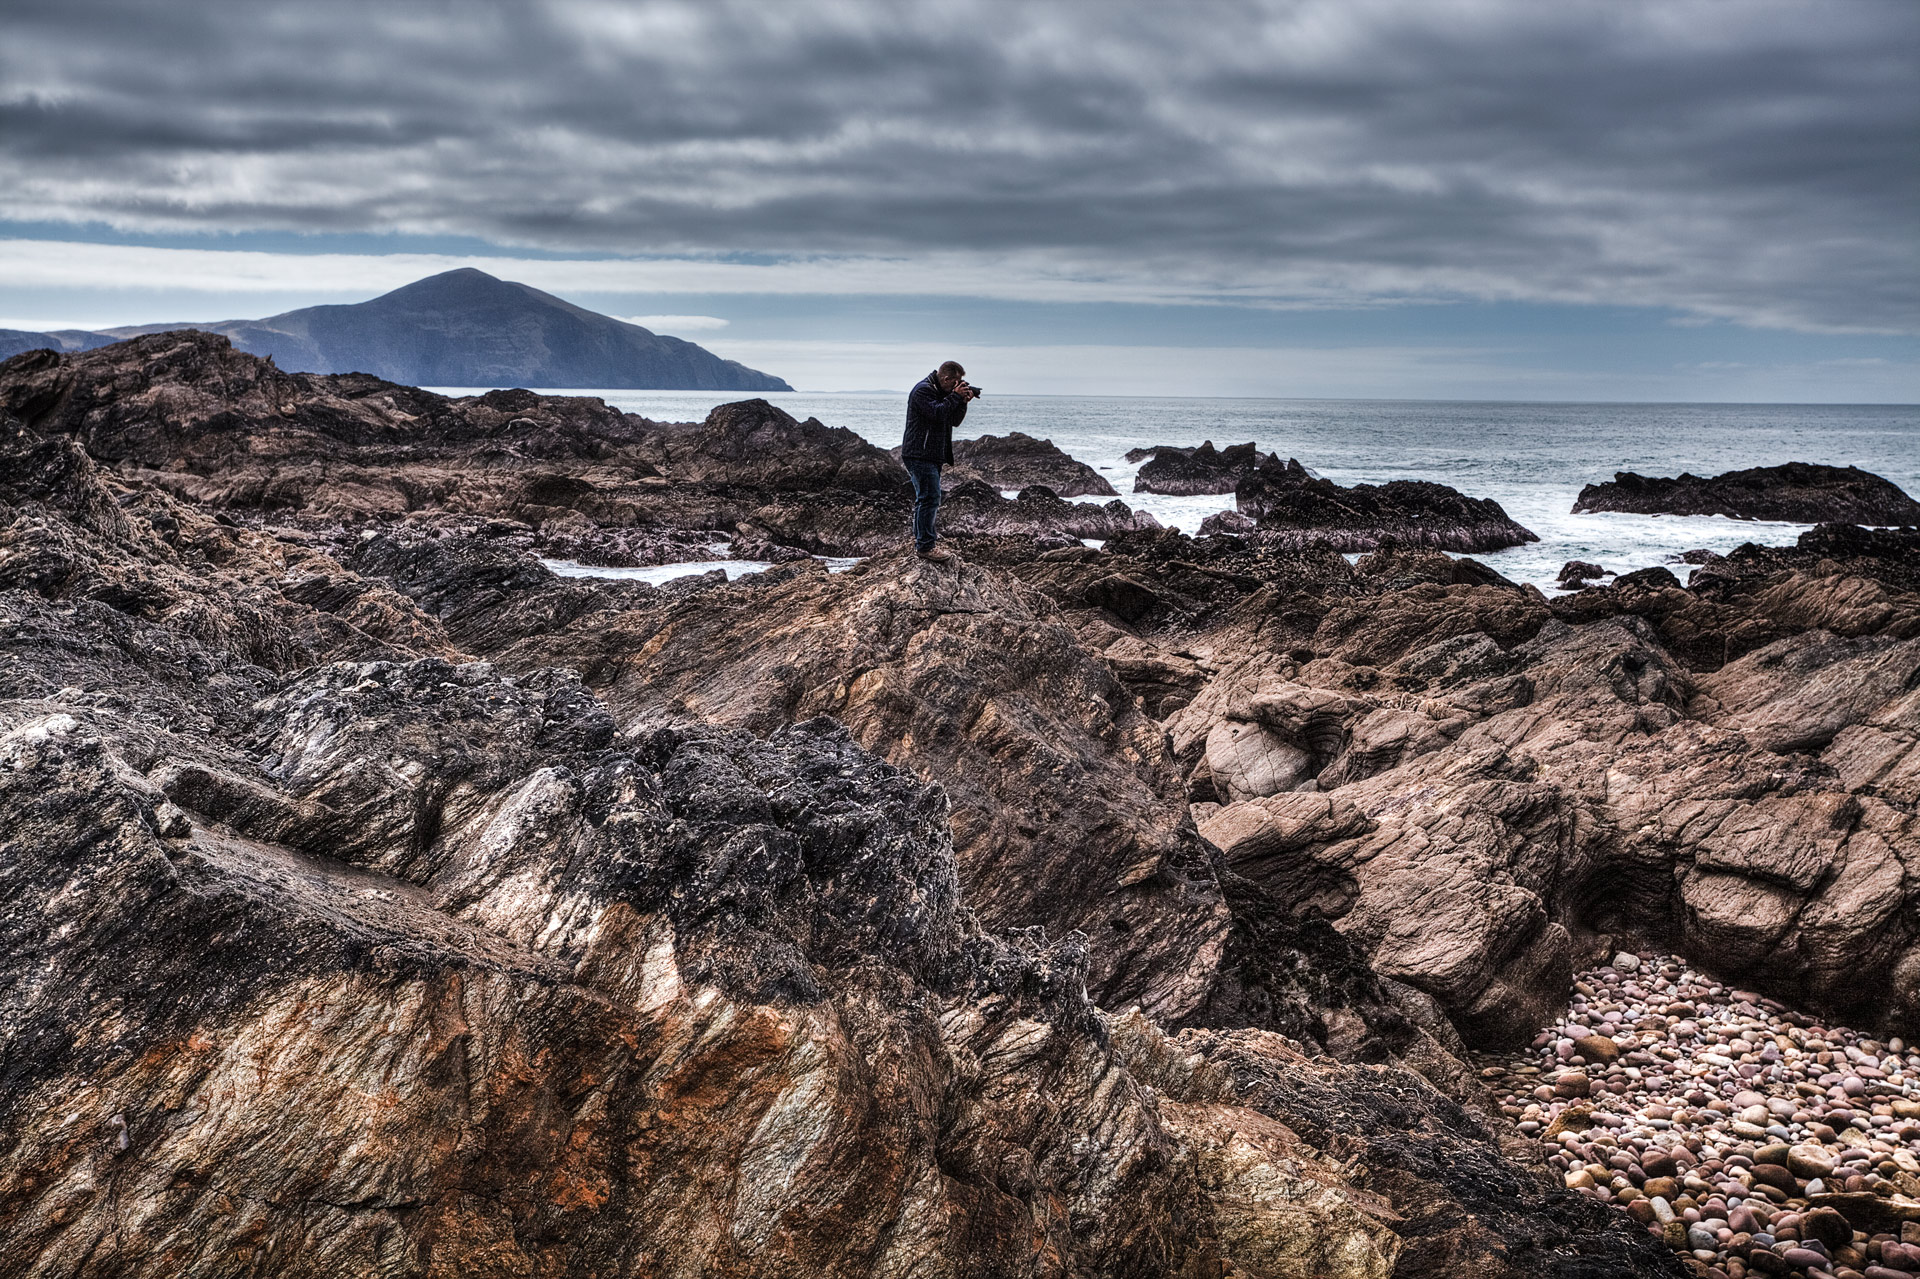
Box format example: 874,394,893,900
102,268,792,391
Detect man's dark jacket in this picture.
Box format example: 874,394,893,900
901,370,969,464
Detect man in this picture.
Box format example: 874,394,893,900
900,360,978,561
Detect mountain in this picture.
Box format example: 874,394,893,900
102,268,791,391
0,328,121,361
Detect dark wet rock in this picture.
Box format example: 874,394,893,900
1235,457,1539,553
1558,560,1610,589
1198,508,1258,536
1551,523,1920,670
1,332,652,473
946,431,1117,497
343,527,655,653
635,397,904,492
1130,441,1267,495
732,481,1161,556
1177,1030,1689,1279
1573,462,1920,525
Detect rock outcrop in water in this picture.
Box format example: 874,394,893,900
1223,456,1540,553
1573,463,1920,526
1129,440,1268,495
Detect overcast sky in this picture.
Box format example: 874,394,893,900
3,0,1915,398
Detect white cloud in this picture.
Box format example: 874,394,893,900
0,0,1912,334
0,239,1235,307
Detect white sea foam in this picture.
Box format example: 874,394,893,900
541,556,860,584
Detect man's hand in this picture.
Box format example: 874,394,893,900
956,381,978,400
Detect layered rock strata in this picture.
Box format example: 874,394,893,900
1052,529,1920,1047
13,338,1914,1276
1574,464,1920,526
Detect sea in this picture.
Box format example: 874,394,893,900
433,390,1920,593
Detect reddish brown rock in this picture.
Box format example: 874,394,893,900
509,549,1232,1022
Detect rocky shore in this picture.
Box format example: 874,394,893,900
1484,952,1920,1279
3,333,1915,1277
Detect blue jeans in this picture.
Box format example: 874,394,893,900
906,460,942,551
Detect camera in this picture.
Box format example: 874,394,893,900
967,386,984,397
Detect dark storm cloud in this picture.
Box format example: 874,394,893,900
3,0,1914,331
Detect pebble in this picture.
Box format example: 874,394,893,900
1478,952,1920,1276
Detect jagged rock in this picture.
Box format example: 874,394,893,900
1573,462,1920,524
0,683,1397,1276
1129,441,1266,495
735,481,1162,556
1199,793,1372,917
1312,582,1550,669
0,431,453,703
946,431,1117,497
343,527,655,652
1551,524,1920,670
1174,1029,1687,1279
1149,521,1920,1043
1235,457,1538,553
1557,560,1610,588
635,398,904,491
1198,509,1258,536
504,550,1232,1022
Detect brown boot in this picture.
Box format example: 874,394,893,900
916,544,953,563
